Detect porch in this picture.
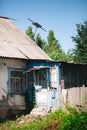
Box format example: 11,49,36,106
8,61,60,110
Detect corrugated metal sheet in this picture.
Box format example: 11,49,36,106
0,17,51,60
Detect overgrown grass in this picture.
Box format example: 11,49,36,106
0,106,87,130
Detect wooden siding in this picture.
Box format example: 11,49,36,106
60,63,87,88
61,86,87,112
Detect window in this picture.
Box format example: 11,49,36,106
38,69,47,88
10,70,25,94
27,71,34,88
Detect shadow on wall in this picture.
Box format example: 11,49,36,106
0,88,36,120
0,94,26,120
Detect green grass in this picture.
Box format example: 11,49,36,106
0,107,87,130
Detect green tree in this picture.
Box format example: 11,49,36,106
65,49,74,62
44,30,66,60
72,20,87,63
26,26,34,41
26,27,73,62
35,34,46,49
26,26,46,49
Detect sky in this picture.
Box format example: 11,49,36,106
0,0,87,52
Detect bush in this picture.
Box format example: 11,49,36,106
0,106,87,130
59,105,87,130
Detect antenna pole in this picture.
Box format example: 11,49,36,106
34,27,37,39
34,27,37,40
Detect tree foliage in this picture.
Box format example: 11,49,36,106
26,26,73,61
65,49,74,62
72,20,87,63
35,34,46,50
26,26,34,41
26,26,46,50
44,30,66,60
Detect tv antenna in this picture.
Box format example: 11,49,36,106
27,18,46,38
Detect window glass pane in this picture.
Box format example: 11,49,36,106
28,71,34,88
11,71,23,77
38,69,47,88
10,70,24,93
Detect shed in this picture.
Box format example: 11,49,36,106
59,61,87,88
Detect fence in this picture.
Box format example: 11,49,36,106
61,86,87,112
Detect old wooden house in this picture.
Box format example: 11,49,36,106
0,17,87,118
0,17,60,118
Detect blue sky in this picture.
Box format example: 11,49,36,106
0,0,87,52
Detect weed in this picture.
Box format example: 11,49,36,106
0,106,87,130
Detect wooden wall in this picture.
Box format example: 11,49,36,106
61,86,87,112
60,63,87,88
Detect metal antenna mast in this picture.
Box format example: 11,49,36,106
27,18,46,38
